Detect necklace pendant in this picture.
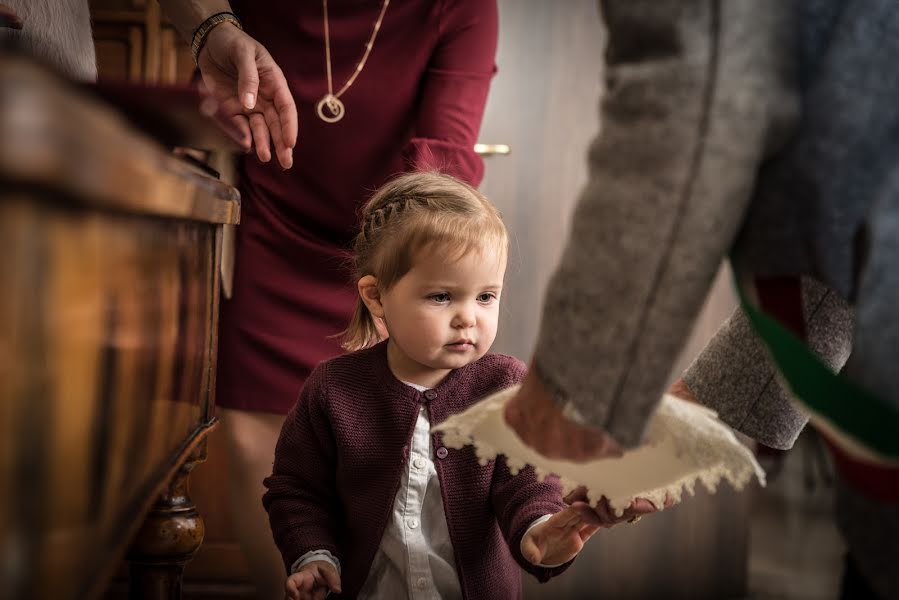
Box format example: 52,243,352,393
316,94,345,123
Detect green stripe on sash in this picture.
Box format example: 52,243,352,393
737,279,899,461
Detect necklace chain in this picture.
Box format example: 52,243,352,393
318,0,390,123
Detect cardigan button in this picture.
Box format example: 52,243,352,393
423,389,437,401
436,447,449,460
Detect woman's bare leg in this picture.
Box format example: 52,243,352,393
221,407,287,600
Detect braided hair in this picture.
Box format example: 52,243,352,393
340,171,507,350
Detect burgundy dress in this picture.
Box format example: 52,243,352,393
218,0,498,413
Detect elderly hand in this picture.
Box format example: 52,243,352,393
197,22,297,169
0,3,23,29
504,368,622,462
505,369,678,526
564,487,674,527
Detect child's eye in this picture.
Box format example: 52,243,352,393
477,292,497,303
429,293,450,303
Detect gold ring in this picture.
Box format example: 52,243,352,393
628,515,642,524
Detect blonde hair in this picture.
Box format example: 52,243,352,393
341,171,508,351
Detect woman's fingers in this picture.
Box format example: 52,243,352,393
249,112,272,162
232,39,260,110
264,103,293,169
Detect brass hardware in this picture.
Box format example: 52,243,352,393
474,143,511,156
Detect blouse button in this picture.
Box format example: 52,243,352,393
436,447,449,459
424,389,438,401
413,457,426,469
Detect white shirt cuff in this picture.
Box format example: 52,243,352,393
291,549,342,576
522,514,567,568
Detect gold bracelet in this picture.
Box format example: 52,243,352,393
191,12,242,65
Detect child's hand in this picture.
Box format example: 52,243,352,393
521,506,601,566
285,561,341,600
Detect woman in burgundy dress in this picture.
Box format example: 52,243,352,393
160,1,498,597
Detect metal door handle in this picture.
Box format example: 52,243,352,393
474,143,511,156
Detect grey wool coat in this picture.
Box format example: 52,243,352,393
531,1,899,597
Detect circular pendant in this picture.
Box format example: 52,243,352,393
316,94,345,123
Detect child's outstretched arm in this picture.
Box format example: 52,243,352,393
490,458,579,582
263,363,343,581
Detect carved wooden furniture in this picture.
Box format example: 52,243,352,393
90,0,195,84
0,54,239,599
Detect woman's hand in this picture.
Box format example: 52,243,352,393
521,506,600,566
504,369,623,462
0,4,23,29
285,561,341,600
197,22,297,169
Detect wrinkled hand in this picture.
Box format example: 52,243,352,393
521,506,600,566
563,487,675,528
504,369,623,462
667,377,698,403
197,22,297,168
0,3,23,29
285,561,341,600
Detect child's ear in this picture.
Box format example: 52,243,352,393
358,275,385,319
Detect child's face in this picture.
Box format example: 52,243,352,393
378,244,506,387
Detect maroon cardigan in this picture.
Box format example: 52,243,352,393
263,341,571,599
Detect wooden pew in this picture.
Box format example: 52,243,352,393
0,54,239,599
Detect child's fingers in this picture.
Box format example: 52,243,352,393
578,522,601,542
549,506,585,531
568,501,604,526
563,485,589,505
285,575,301,600
298,573,317,598
320,566,342,594
521,530,547,565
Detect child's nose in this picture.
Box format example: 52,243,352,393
452,304,477,328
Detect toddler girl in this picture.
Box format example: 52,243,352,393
263,172,599,600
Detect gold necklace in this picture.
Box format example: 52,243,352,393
317,0,390,123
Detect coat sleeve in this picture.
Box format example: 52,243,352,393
262,363,342,570
402,0,498,185
683,277,854,449
530,0,797,447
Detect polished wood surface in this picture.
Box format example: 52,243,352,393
91,0,195,84
90,3,256,594
0,54,238,599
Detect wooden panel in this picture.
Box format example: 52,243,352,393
89,4,253,596
93,23,144,82
0,54,233,600
91,0,147,11
91,0,195,85
160,26,198,84
0,197,220,599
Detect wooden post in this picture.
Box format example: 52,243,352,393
127,442,208,600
